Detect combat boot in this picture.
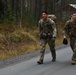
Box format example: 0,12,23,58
37,60,43,64
51,51,56,62
71,60,76,65
52,57,56,62
52,59,56,62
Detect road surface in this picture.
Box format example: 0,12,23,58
0,47,76,75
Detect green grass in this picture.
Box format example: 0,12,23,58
0,22,65,60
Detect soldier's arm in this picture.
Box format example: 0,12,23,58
38,20,42,35
50,20,57,38
63,21,70,37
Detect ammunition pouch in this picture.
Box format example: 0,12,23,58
40,33,52,39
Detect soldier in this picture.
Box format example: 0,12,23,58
63,13,76,65
37,11,57,64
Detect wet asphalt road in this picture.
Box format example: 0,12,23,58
0,47,76,75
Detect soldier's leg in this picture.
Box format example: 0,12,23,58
48,39,56,61
72,40,76,64
70,38,75,51
37,39,47,64
70,38,76,65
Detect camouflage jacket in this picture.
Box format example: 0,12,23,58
63,20,76,37
38,18,57,38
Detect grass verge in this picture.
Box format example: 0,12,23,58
0,22,65,60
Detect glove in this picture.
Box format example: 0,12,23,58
63,38,68,45
52,37,56,42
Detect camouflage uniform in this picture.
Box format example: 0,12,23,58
63,20,76,62
38,18,57,62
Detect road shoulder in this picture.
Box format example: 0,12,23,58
0,44,69,69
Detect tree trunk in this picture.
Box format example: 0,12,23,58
3,0,8,23
35,0,41,24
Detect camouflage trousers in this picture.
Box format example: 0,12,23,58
39,38,56,61
70,37,76,61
